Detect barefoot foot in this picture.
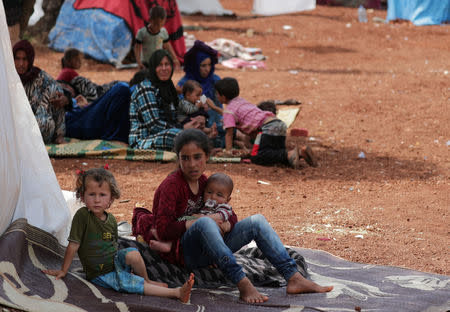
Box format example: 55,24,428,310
286,272,333,294
149,239,172,253
178,273,195,303
237,277,269,303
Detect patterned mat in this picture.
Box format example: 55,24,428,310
46,139,241,163
1,219,449,312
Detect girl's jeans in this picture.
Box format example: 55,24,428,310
181,214,298,284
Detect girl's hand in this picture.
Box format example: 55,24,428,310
75,95,89,108
42,269,66,280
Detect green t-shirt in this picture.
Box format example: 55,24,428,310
68,207,118,280
135,26,169,63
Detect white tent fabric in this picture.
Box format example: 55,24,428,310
253,0,316,16
176,0,232,16
177,0,315,16
0,0,71,246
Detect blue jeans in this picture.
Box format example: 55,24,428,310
181,214,298,284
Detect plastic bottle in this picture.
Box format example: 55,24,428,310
358,5,368,23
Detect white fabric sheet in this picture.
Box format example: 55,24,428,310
176,0,232,15
253,0,316,16
0,0,71,245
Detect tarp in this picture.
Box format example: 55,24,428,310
1,219,450,312
49,0,185,65
0,0,71,245
387,0,450,26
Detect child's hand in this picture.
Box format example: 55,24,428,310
208,123,218,139
42,269,67,280
205,97,215,108
75,95,89,108
219,221,231,235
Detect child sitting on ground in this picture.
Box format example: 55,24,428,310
56,48,119,103
56,48,82,83
145,173,234,253
215,77,318,168
43,167,194,303
135,5,180,70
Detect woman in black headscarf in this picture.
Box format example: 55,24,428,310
129,49,199,150
13,40,68,144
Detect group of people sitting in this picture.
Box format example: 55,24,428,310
44,130,333,304
13,37,318,169
14,4,330,305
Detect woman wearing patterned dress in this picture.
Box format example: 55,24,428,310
13,40,68,144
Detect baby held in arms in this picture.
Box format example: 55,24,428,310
149,173,234,253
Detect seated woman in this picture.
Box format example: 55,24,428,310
56,48,119,103
133,129,333,303
177,40,225,147
128,49,199,151
13,40,68,144
63,82,131,143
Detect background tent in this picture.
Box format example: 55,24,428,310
176,0,233,16
0,0,71,245
177,0,316,16
387,0,450,26
49,0,185,65
252,0,315,16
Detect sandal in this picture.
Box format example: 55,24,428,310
302,146,318,167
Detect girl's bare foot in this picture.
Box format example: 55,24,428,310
237,277,269,303
149,239,172,253
286,272,333,294
178,273,195,303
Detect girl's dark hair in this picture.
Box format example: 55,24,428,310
214,77,239,101
75,168,120,200
61,48,81,68
182,79,202,96
149,5,166,20
174,129,211,156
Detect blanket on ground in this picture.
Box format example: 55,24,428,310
45,139,241,163
1,219,449,312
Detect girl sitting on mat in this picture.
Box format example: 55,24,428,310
132,129,332,303
43,167,194,303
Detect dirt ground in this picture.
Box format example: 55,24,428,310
32,0,449,277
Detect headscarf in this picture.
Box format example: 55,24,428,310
147,49,179,123
183,40,218,98
12,40,41,84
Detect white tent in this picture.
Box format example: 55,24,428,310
253,0,315,16
177,0,232,16
0,0,71,245
177,0,315,16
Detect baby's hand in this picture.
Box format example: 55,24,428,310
42,269,66,280
219,221,231,235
